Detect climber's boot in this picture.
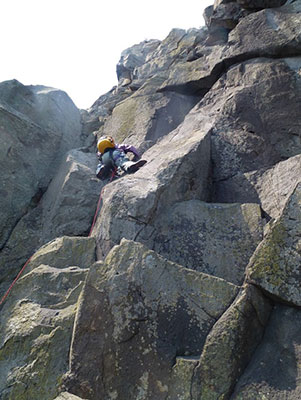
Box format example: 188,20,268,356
122,159,147,173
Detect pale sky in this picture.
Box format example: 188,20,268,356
0,0,213,109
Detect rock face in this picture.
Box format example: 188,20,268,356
149,200,264,285
1,1,301,399
63,239,239,400
0,80,83,249
232,304,301,399
0,237,96,400
247,182,301,306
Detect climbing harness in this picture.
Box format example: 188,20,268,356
0,169,117,307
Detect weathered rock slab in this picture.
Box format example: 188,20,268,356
167,356,199,400
148,200,264,285
0,149,99,298
93,106,212,258
192,285,272,399
0,79,82,254
63,239,239,400
247,182,301,306
207,57,301,181
213,154,301,219
102,87,199,152
160,3,301,94
232,304,301,400
0,236,95,400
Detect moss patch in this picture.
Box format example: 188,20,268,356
248,221,287,287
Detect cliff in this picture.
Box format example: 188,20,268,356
0,1,301,399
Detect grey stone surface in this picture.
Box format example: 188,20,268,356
192,285,272,399
148,200,264,285
207,57,301,181
0,236,95,400
247,182,301,306
1,3,301,399
211,2,248,30
63,239,239,400
92,104,212,259
160,3,301,94
213,154,301,219
232,304,301,400
101,84,199,153
0,80,82,251
167,356,199,400
0,149,100,299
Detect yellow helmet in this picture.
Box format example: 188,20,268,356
97,136,115,154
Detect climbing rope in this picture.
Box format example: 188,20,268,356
0,168,118,307
0,256,33,306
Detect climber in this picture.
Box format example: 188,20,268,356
96,135,147,180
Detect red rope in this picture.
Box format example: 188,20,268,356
0,255,33,306
0,169,117,307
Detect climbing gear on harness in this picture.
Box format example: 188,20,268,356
97,136,115,154
97,148,125,181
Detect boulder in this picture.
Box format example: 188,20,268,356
93,103,212,258
232,304,301,399
192,285,272,399
102,83,199,152
247,182,301,306
97,29,208,152
132,29,208,85
159,2,301,94
63,239,239,400
0,80,82,149
213,154,301,219
116,39,160,85
210,2,248,30
0,236,95,400
81,86,133,137
0,80,82,250
40,149,101,240
167,356,199,400
203,5,214,27
147,200,264,285
0,149,100,298
207,57,301,181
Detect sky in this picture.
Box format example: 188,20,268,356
0,0,213,110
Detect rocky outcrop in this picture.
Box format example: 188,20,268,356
0,80,83,250
0,237,95,400
0,148,100,299
63,239,239,400
232,304,301,399
213,153,301,219
1,1,301,399
92,105,212,259
192,285,272,399
149,200,264,285
161,2,301,94
247,182,301,306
